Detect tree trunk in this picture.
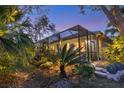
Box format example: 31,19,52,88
101,5,124,35
60,65,67,78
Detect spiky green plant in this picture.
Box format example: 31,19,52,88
57,44,81,78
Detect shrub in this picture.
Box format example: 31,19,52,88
75,61,95,78
56,44,81,78
103,35,124,62
31,46,58,68
0,53,14,76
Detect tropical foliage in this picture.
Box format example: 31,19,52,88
1,5,124,88
0,6,34,74
0,5,56,74
103,35,124,62
56,44,81,78
75,61,95,78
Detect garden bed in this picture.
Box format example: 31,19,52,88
1,66,124,88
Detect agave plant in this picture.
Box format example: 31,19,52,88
57,44,81,78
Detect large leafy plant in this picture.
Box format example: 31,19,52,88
103,35,124,62
57,44,81,78
75,61,95,78
0,6,34,74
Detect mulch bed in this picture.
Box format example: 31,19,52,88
0,72,28,88
1,66,124,88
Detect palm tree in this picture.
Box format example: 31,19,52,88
57,44,81,78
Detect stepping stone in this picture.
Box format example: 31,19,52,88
95,71,107,78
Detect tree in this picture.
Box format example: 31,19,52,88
0,5,55,72
57,44,81,78
0,6,23,26
79,5,124,35
22,15,55,42
0,6,23,54
105,22,119,37
0,6,34,73
21,15,55,67
103,35,124,62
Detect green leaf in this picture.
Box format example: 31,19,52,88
0,37,19,54
0,30,9,36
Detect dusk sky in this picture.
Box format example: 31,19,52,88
46,5,109,32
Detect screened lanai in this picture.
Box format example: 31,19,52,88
41,25,99,61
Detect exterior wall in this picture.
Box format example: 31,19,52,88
48,33,108,61
80,37,87,52
95,33,110,60
98,38,103,54
49,36,86,53
49,42,58,52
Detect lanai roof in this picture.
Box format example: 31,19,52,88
40,25,95,43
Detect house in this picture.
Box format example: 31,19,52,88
40,25,111,61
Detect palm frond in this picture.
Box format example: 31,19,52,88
67,56,81,66
57,44,82,66
61,44,68,61
64,47,80,62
